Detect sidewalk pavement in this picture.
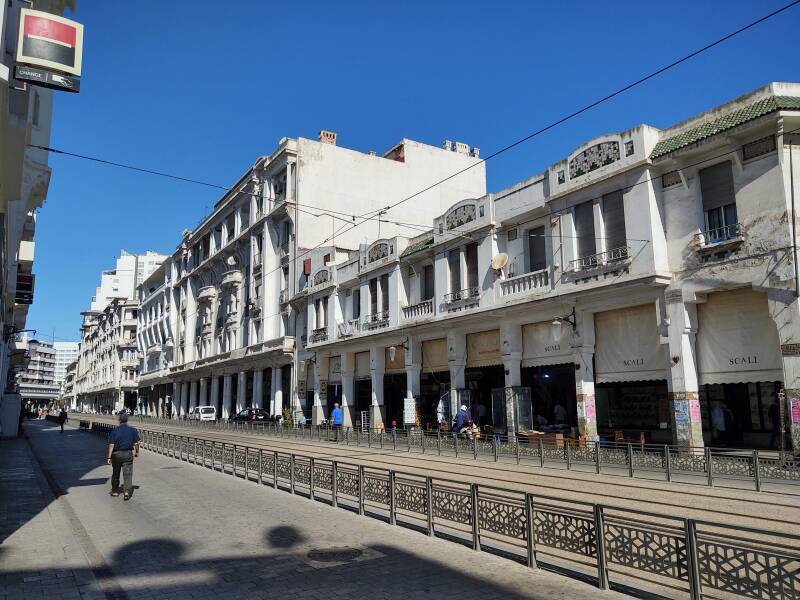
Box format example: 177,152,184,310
1,420,628,599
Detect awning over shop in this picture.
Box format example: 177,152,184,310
385,346,406,374
355,352,371,379
328,356,342,383
422,338,448,373
467,330,501,368
697,288,783,385
595,304,667,383
522,321,574,368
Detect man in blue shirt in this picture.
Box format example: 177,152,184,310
330,402,343,441
106,413,140,500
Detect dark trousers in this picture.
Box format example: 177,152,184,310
111,450,134,494
332,424,341,441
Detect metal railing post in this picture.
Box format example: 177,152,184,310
437,430,441,456
753,450,761,492
665,445,671,482
593,505,609,589
595,441,601,474
474,437,479,461
273,451,278,489
566,441,572,470
627,443,634,478
706,448,713,487
525,493,537,569
426,476,434,537
515,438,520,465
233,445,238,476
455,435,459,458
389,470,396,526
332,461,339,508
470,483,480,551
393,430,397,451
685,519,702,600
258,449,263,485
290,455,296,494
539,439,544,468
309,457,315,501
358,465,365,516
407,430,411,453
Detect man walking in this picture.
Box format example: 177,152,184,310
106,413,140,501
330,402,343,442
58,407,68,433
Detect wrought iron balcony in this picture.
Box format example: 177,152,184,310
695,223,743,246
569,246,630,272
279,241,290,260
337,318,361,337
309,327,328,343
444,286,479,309
500,268,549,297
402,299,434,320
363,311,390,330
279,289,289,305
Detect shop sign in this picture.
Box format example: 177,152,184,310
791,398,800,424
674,400,689,425
16,9,84,77
689,398,701,421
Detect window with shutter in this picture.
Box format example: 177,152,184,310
602,190,626,251
448,250,461,293
574,201,596,259
699,161,738,242
528,226,546,272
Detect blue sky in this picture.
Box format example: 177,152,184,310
27,0,800,342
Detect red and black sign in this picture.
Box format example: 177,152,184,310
16,9,83,77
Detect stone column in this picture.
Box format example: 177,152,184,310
574,311,598,442
272,366,284,416
253,369,264,409
448,331,467,420
210,376,220,413
340,352,355,429
236,371,247,413
222,374,232,419
501,323,523,435
313,356,329,426
199,378,208,407
768,291,800,452
180,382,189,418
369,347,386,430
189,380,198,410
665,294,704,450
404,342,422,428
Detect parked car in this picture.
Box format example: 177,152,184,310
188,406,217,421
229,408,273,423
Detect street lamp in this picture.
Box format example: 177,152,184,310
551,308,576,341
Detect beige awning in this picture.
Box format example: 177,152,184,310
422,339,448,373
522,321,574,368
697,288,783,385
385,346,405,374
467,330,501,368
355,352,371,379
595,304,667,383
328,356,342,383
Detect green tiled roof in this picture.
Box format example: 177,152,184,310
400,233,434,257
650,95,800,159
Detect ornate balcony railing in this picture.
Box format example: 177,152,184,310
569,245,630,272
279,289,289,305
402,299,434,320
500,268,549,297
279,241,290,260
363,311,389,330
695,223,742,246
444,286,479,306
309,327,328,343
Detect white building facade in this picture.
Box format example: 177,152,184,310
90,250,166,312
74,299,140,413
53,341,79,389
305,83,800,453
17,337,60,408
136,132,486,421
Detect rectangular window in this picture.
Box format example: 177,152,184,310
742,136,776,161
527,226,546,272
465,243,479,289
662,170,682,188
448,249,461,293
574,201,596,259
369,278,378,314
422,264,435,301
602,190,626,251
699,161,737,241
380,274,389,313
352,288,361,320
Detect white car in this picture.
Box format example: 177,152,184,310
188,406,217,421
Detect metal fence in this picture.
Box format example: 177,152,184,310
109,414,800,494
80,418,800,600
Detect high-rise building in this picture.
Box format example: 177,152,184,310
53,341,79,388
89,250,167,312
16,337,60,408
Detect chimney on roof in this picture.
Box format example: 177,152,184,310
318,130,337,145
